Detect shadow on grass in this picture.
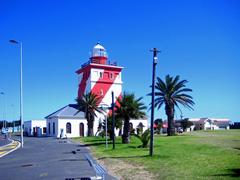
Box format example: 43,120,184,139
233,147,240,151
98,155,148,160
98,154,169,160
212,168,240,178
77,141,123,147
81,138,108,143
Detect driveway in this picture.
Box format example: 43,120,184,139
0,136,99,179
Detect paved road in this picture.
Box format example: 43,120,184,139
0,136,98,180
0,134,11,147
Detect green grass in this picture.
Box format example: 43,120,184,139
73,130,240,179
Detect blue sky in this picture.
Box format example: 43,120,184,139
0,0,239,122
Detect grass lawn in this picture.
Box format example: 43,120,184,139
73,130,240,179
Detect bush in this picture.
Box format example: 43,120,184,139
134,129,150,148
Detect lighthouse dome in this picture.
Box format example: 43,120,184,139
92,43,108,58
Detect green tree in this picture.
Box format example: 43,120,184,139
134,129,150,148
154,118,163,134
154,75,194,136
76,92,103,136
115,92,147,144
102,115,123,140
180,118,193,131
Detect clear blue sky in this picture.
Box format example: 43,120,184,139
0,0,239,122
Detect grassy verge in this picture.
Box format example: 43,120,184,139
73,130,240,179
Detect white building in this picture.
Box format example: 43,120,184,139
45,104,87,138
45,104,148,138
24,120,46,137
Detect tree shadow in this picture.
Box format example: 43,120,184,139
98,155,149,160
98,154,169,160
77,141,122,147
59,159,87,162
77,142,106,147
212,168,240,178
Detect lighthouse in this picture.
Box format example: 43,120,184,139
76,43,123,111
44,43,147,138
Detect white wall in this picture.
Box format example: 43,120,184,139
130,119,149,133
47,117,88,138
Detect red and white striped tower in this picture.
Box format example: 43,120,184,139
76,43,123,132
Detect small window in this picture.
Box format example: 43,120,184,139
66,122,72,134
48,123,51,134
100,72,103,79
110,73,113,79
53,122,55,135
43,127,46,134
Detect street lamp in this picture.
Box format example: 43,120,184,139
111,91,116,150
9,39,24,148
0,92,6,129
149,48,160,157
100,104,111,148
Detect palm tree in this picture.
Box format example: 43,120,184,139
154,75,194,136
76,92,103,136
115,92,147,144
102,115,123,140
134,129,150,148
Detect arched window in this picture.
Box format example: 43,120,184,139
66,122,71,134
129,123,133,131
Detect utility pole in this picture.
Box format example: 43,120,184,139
149,48,160,156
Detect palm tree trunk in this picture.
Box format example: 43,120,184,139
166,105,175,136
122,118,130,144
87,113,94,136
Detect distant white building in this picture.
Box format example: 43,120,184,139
187,118,230,131
24,120,46,137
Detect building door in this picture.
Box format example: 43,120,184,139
33,127,37,136
79,123,84,137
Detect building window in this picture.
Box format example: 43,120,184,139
53,122,55,135
66,122,71,134
48,123,51,134
110,73,113,79
43,127,46,134
100,72,103,79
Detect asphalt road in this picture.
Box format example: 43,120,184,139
0,136,98,180
0,134,11,147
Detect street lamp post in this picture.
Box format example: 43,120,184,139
100,104,110,148
111,91,115,150
149,48,160,157
0,92,6,129
9,40,24,148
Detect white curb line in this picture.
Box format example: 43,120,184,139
0,140,21,158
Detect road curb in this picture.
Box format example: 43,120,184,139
0,140,21,158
